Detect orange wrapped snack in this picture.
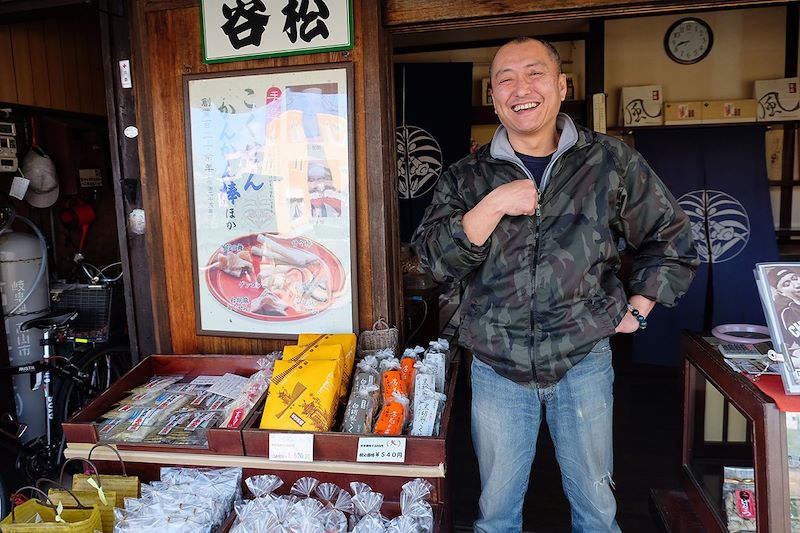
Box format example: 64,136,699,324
400,346,423,396
381,370,406,401
373,392,409,436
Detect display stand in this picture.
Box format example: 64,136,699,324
62,352,461,531
653,332,792,532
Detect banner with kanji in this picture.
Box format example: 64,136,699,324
201,0,353,63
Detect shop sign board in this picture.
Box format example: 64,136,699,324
201,0,353,63
184,64,357,338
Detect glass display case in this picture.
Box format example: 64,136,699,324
680,332,792,531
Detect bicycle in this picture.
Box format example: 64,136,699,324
0,311,131,519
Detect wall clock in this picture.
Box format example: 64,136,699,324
664,18,713,65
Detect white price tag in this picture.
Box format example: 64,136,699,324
356,437,407,463
207,373,248,399
10,175,29,200
269,433,314,462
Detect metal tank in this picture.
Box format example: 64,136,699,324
0,229,49,443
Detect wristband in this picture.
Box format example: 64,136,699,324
627,303,647,330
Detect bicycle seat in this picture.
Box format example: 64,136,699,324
20,309,78,331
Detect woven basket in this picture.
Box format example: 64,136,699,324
52,458,117,533
0,487,101,533
357,318,399,358
72,444,140,504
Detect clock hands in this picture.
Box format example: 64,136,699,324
676,40,690,47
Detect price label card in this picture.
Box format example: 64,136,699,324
356,437,407,463
269,433,314,462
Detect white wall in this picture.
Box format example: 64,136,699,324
605,7,787,128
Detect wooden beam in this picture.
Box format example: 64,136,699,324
384,0,797,33
129,0,174,354
357,0,402,329
779,4,799,239
98,1,159,360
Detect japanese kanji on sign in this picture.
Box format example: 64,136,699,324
184,65,356,338
201,0,353,63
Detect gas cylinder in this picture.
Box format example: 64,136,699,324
0,230,49,443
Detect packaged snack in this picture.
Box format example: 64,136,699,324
410,389,446,437
723,466,757,532
341,385,379,433
400,346,424,396
260,359,339,431
283,343,346,399
297,333,356,394
380,358,407,401
413,363,436,397
423,349,446,394
374,392,409,436
220,359,273,428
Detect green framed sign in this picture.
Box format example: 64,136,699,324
201,0,354,64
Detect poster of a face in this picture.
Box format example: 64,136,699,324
755,263,800,393
185,66,355,338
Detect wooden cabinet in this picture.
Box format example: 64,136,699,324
675,332,791,532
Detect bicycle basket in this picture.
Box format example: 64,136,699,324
50,283,124,343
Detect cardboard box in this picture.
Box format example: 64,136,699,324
664,101,702,125
621,85,663,126
481,78,493,106
755,77,800,121
701,99,757,124
62,354,269,455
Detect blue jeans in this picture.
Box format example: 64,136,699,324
471,338,621,533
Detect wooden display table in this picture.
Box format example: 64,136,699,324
655,332,792,532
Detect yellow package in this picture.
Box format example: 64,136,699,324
284,343,348,399
298,334,355,396
260,358,339,431
298,333,356,382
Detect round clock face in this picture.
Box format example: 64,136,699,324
664,18,713,65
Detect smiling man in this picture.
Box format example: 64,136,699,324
412,37,698,532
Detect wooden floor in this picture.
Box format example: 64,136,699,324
449,337,684,532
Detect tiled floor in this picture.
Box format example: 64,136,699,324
449,340,683,532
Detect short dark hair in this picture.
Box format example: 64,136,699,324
490,37,563,78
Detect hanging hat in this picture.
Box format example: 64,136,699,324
21,146,59,208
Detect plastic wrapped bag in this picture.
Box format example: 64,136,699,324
723,466,757,532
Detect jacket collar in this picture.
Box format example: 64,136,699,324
483,113,583,191
488,112,581,162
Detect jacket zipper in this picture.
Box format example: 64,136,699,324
530,202,542,385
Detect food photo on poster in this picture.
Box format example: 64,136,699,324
184,65,356,338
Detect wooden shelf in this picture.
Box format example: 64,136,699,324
609,120,799,133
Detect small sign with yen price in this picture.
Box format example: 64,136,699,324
356,437,407,463
269,433,314,462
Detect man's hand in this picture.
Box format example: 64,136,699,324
615,295,656,334
488,179,539,217
463,180,538,246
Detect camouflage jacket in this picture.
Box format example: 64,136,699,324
411,114,698,384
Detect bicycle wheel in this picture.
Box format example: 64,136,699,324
59,345,132,423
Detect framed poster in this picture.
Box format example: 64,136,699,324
184,64,356,338
754,262,800,394
201,0,354,64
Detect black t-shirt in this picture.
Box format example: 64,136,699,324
515,151,554,188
